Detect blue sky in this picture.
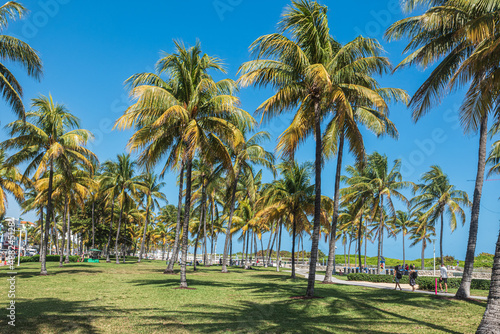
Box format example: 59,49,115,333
1,0,499,261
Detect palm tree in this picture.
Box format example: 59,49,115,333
137,172,166,263
412,166,471,266
344,152,410,273
220,131,274,273
117,41,250,287
0,148,24,215
0,1,43,120
2,94,95,275
390,208,419,269
256,161,315,278
477,128,500,331
385,0,500,299
409,218,435,270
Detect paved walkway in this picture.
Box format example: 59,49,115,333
290,268,488,301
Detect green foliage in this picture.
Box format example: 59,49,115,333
347,273,490,291
18,255,79,263
347,273,410,284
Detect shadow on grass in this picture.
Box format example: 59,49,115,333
0,298,151,334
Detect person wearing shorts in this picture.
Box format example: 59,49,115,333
439,264,448,293
394,265,402,290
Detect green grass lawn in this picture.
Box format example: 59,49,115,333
0,261,487,333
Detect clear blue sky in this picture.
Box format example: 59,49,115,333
2,0,499,261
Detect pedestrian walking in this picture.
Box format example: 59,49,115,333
409,265,417,292
439,264,448,293
394,265,403,290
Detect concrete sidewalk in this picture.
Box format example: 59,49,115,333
290,268,488,301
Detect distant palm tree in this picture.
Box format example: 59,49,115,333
390,208,420,269
409,218,435,270
137,173,166,263
220,131,274,273
0,1,43,120
0,148,24,215
412,166,470,266
256,161,316,278
2,94,95,275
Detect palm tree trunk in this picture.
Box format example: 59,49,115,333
138,206,150,263
115,206,124,264
377,198,384,274
165,159,185,274
210,200,215,265
292,215,296,278
39,209,44,262
193,220,203,271
65,203,71,264
324,132,344,283
364,223,368,268
201,183,207,266
59,196,68,267
268,221,278,266
221,165,241,273
276,221,283,272
106,200,115,263
402,228,406,269
348,238,352,269
358,214,363,269
91,201,95,249
306,100,323,297
421,240,425,271
180,157,193,288
457,113,488,299
260,235,264,266
241,231,246,268
265,222,275,267
476,227,500,332
40,161,54,275
440,212,444,266
245,230,250,269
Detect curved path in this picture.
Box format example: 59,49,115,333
291,268,488,301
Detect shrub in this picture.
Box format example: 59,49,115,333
17,255,79,263
347,273,490,291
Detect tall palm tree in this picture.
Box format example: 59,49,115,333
385,0,500,299
412,165,470,266
116,41,250,287
137,172,166,263
0,1,43,120
2,94,95,275
238,0,403,296
0,148,24,215
220,131,274,273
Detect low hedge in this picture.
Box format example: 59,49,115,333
16,255,79,263
347,273,490,290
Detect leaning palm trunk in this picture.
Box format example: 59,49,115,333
377,198,384,274
306,101,323,297
421,240,425,271
40,161,54,275
457,114,488,299
138,206,150,263
324,133,344,282
476,227,500,333
165,160,185,274
358,214,363,269
106,201,115,263
267,222,278,267
180,158,193,288
245,231,250,269
115,207,124,264
221,166,241,273
39,209,44,263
